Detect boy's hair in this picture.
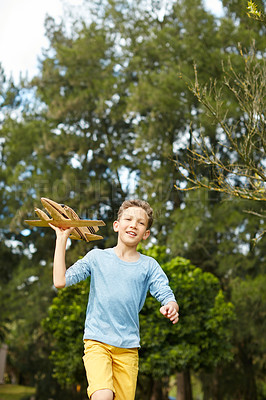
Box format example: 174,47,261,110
117,199,153,229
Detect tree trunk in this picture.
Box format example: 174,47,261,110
136,374,153,400
150,377,169,400
238,343,258,400
201,371,219,400
176,370,193,400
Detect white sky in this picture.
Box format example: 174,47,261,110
0,0,224,82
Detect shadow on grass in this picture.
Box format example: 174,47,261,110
0,384,35,400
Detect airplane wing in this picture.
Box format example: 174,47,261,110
24,219,105,228
24,197,105,242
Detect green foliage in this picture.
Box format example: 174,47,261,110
42,281,90,387
168,189,265,280
231,274,266,357
0,241,21,343
139,246,235,377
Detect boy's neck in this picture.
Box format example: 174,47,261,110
113,243,140,262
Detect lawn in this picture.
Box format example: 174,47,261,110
0,384,36,400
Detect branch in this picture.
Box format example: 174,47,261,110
247,1,265,23
176,44,266,205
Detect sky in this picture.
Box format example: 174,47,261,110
0,0,224,83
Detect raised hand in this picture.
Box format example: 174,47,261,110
49,223,75,240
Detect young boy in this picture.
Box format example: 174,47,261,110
51,199,179,400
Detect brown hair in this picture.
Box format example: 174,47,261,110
117,199,153,229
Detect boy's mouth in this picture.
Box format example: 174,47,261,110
126,231,137,237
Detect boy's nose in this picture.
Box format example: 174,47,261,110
130,220,137,228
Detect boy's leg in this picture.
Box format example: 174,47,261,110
112,348,139,400
83,340,115,399
91,389,113,400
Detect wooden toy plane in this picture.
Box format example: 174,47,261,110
24,197,105,242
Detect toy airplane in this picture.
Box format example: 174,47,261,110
24,197,105,242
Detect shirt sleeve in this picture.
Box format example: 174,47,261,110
65,250,95,287
148,259,176,306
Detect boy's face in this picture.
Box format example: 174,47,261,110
113,206,150,246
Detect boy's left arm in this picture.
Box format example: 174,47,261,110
160,301,179,324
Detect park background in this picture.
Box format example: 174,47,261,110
0,0,265,399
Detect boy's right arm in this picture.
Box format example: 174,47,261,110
50,225,74,288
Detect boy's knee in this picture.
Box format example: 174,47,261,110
90,389,114,400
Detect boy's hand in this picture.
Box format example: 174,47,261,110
49,223,75,240
160,301,179,324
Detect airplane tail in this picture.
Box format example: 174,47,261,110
69,233,104,241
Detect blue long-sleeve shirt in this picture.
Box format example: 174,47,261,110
65,248,176,348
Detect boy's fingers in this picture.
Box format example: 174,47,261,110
160,306,167,315
167,308,179,323
170,312,179,323
160,306,179,324
48,224,75,239
48,223,57,230
170,311,179,318
167,308,176,316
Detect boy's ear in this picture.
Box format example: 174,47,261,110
142,230,150,240
113,220,119,232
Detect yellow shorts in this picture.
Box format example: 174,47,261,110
83,340,139,400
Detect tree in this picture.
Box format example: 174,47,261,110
175,45,265,238
103,0,265,241
31,14,136,224
42,281,89,397
138,246,235,400
167,188,265,399
108,0,229,243
0,241,20,344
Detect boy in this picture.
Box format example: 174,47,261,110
51,199,179,400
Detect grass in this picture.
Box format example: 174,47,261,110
0,384,36,400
